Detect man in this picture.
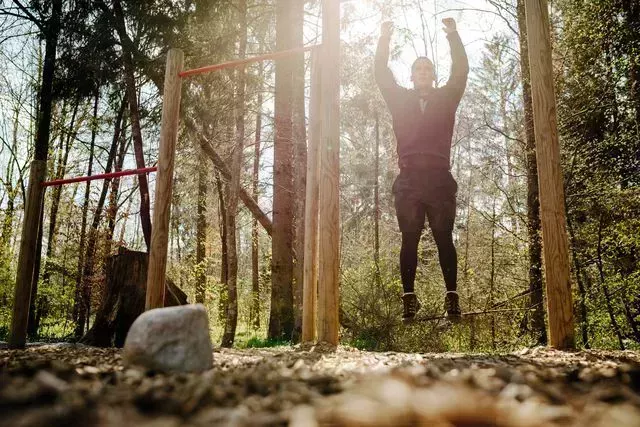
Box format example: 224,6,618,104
375,18,469,322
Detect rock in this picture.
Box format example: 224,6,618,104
34,371,70,394
123,304,213,373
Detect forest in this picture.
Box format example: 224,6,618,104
0,0,638,353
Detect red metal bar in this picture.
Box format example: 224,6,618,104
42,167,157,187
179,45,320,78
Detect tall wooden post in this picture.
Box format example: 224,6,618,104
146,49,184,310
317,0,340,346
524,0,575,349
9,160,47,348
302,50,322,343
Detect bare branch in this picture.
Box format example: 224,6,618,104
483,119,523,144
9,0,44,32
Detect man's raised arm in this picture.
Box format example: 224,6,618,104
375,21,401,98
443,18,469,99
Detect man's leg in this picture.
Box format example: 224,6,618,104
393,171,426,320
427,199,460,318
432,221,457,293
400,231,421,294
400,231,422,320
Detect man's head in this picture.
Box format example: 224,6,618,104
411,57,435,90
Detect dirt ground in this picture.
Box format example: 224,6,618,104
1,343,640,427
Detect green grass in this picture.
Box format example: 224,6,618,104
238,336,291,349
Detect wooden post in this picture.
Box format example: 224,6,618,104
317,0,340,346
9,160,47,348
524,0,575,349
302,50,322,343
146,49,184,310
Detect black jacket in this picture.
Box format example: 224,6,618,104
375,31,469,170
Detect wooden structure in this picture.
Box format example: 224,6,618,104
302,50,322,343
146,49,184,310
7,165,162,349
144,38,340,342
316,0,341,346
10,0,573,351
137,29,338,343
7,43,329,349
8,160,47,348
524,0,575,349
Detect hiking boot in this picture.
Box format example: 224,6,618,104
445,291,461,322
402,293,421,321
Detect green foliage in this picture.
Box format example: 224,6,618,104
238,336,291,349
555,0,640,350
0,266,13,341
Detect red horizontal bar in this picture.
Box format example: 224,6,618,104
42,167,157,187
179,45,320,78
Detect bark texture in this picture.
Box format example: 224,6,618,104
269,0,295,340
517,0,546,345
80,249,187,348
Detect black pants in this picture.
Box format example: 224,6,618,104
392,166,458,294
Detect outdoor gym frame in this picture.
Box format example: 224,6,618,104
9,0,573,350
8,166,158,349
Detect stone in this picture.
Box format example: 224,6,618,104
123,304,213,373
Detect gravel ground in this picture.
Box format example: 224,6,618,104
1,343,640,426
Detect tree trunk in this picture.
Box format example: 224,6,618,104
490,198,497,351
221,0,247,348
118,197,133,245
9,0,61,349
105,112,130,249
74,90,99,338
498,52,518,235
80,248,187,347
195,151,208,304
622,1,640,179
269,0,295,341
194,131,273,235
79,97,126,334
251,83,263,330
32,1,61,163
30,100,78,336
462,139,475,350
374,114,381,276
291,0,307,344
215,172,229,323
111,0,152,249
596,213,625,350
0,93,23,252
27,204,44,337
566,215,590,348
517,0,546,345
622,296,640,344
41,101,77,284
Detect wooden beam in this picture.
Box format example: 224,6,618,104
189,126,273,236
524,0,575,349
9,160,47,349
302,50,321,343
317,0,340,346
146,49,184,310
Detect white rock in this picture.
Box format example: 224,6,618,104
123,304,213,373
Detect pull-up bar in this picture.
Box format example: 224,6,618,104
41,167,157,187
179,45,320,78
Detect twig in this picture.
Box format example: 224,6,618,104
408,304,544,323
